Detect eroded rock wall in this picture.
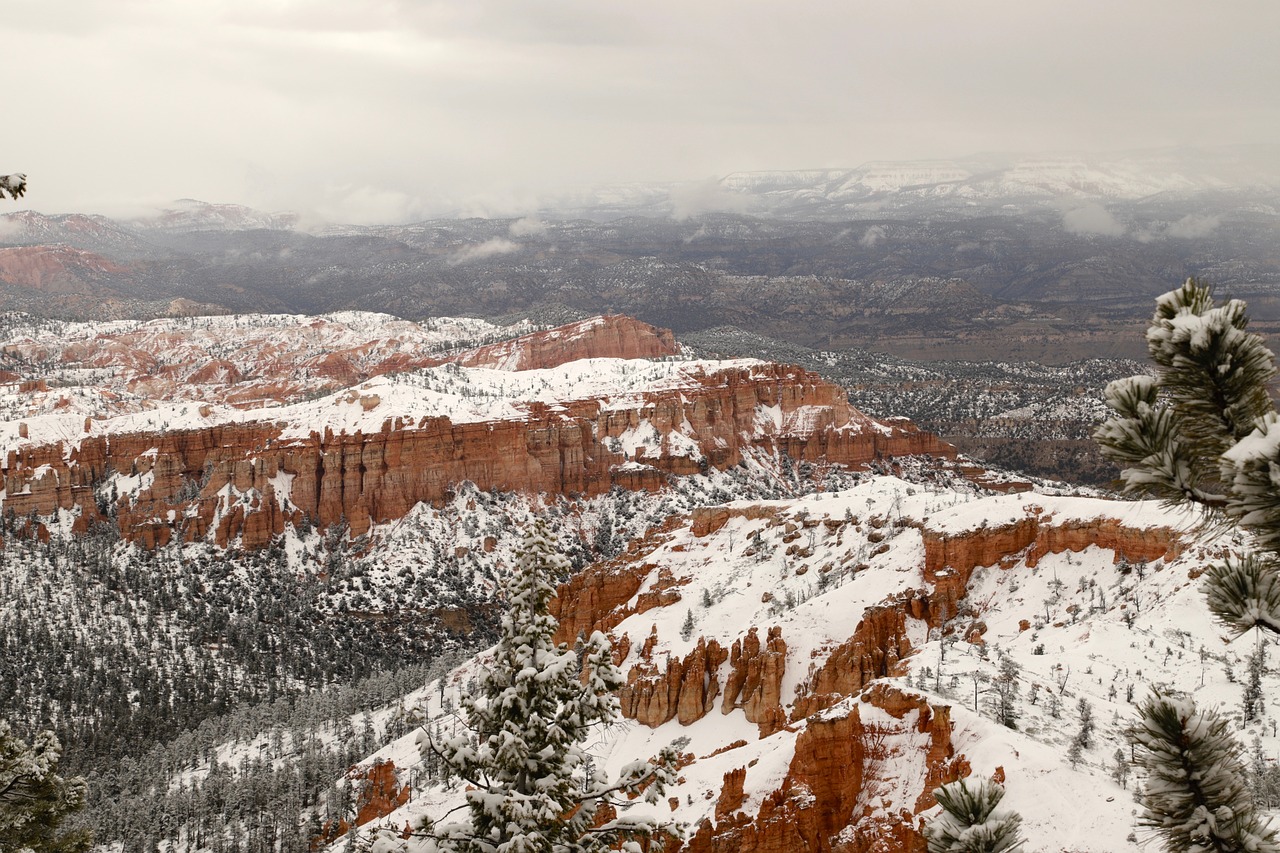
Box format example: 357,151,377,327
3,363,947,548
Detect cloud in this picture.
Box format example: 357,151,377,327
7,0,1280,219
0,217,28,240
310,186,426,227
668,179,753,221
1061,203,1126,237
1165,214,1221,239
1134,213,1223,243
682,224,709,244
449,237,521,264
509,216,547,237
860,225,886,247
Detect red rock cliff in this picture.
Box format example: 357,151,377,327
544,496,1187,851
3,362,952,548
680,685,964,853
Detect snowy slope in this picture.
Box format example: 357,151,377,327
320,478,1273,852
0,353,774,459
0,311,534,420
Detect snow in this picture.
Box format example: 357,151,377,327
285,473,1255,852
0,355,780,461
404,472,1280,849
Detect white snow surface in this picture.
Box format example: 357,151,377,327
0,355,770,459
308,477,1277,852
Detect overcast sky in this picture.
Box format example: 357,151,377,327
6,0,1278,223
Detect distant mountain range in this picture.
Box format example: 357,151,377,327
548,145,1280,219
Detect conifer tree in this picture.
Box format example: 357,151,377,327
1129,693,1279,853
405,523,677,853
1096,279,1280,852
922,777,1024,853
1095,277,1280,635
0,720,91,853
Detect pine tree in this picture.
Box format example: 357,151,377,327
679,609,695,643
1096,279,1280,852
986,653,1020,730
922,777,1024,853
1129,693,1279,853
0,720,91,853
1244,643,1266,723
407,523,678,853
1094,277,1280,635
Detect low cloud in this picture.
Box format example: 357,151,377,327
449,237,521,265
1165,214,1221,239
859,225,886,247
682,224,709,244
0,216,27,239
1134,213,1223,243
1061,203,1126,237
310,186,426,227
668,178,753,221
509,216,547,237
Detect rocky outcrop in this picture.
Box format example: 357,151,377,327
452,315,679,371
620,636,730,727
1,313,679,414
722,627,788,737
312,760,411,848
3,361,951,548
682,685,964,853
538,494,1191,853
922,510,1183,589
615,624,788,734
791,594,925,722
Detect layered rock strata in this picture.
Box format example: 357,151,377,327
548,496,1188,850
2,361,950,548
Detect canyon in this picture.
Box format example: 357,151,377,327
350,482,1209,852
0,315,950,549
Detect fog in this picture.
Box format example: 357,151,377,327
5,0,1278,222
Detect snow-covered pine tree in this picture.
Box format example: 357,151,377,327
1129,693,1279,853
1094,277,1280,635
922,777,1024,853
0,720,91,853
1095,278,1280,852
404,523,678,853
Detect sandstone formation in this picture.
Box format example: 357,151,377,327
790,594,924,722
2,357,951,549
543,495,1190,852
721,626,788,737
452,315,679,371
680,685,963,853
313,760,411,847
921,510,1183,598
620,636,730,728
0,313,680,414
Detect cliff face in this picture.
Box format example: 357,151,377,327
681,684,964,853
542,492,1190,851
451,315,679,371
2,356,951,549
314,761,412,847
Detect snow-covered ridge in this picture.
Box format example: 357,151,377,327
321,477,1254,852
0,356,771,455
0,311,539,423
707,149,1280,211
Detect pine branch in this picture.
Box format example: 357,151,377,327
1130,693,1280,853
